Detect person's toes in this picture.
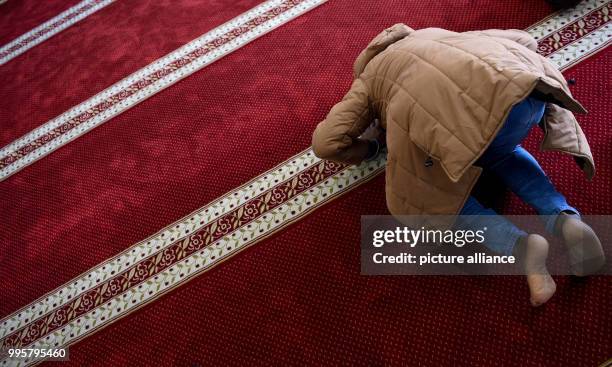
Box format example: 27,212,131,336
561,216,606,276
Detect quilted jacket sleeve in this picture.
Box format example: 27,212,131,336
312,78,374,165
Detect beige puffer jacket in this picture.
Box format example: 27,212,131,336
312,24,594,216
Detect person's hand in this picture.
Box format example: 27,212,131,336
360,119,386,147
360,119,386,161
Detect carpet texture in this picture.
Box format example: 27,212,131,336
0,0,610,366
0,0,264,146
0,0,84,45
0,0,554,316
56,52,612,367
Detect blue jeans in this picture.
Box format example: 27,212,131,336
458,97,579,255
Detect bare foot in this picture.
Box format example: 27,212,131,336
559,214,606,276
522,234,557,307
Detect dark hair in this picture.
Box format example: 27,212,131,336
546,0,582,9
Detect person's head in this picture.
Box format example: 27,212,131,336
546,0,582,9
353,24,413,79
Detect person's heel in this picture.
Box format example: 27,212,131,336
515,234,557,307
558,214,606,276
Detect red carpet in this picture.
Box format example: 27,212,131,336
0,0,83,45
0,0,264,146
0,0,610,366
0,0,555,315
58,52,612,367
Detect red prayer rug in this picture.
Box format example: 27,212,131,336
0,0,86,46
1,0,610,365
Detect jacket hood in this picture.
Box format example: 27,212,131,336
353,23,414,79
